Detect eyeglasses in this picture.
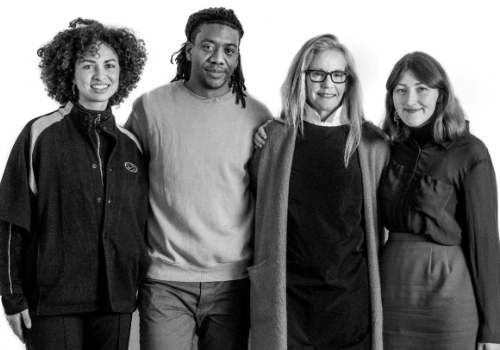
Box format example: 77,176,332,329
306,70,349,84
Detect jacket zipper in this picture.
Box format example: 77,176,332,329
94,114,104,187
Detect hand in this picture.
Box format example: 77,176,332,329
253,120,272,149
6,308,31,344
477,343,500,350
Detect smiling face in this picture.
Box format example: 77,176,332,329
305,49,347,120
185,23,240,98
393,70,440,128
73,43,119,111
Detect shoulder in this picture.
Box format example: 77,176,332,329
451,132,491,165
362,121,388,144
116,125,144,154
30,103,73,142
361,122,389,151
242,92,274,122
360,122,390,164
136,82,178,106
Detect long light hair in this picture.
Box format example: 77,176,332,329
280,34,364,167
382,51,467,143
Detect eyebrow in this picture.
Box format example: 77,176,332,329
78,58,118,64
200,39,238,48
309,69,347,72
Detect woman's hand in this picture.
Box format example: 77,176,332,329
254,120,272,149
6,309,31,343
477,343,500,350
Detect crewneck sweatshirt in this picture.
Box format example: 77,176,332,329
125,81,272,282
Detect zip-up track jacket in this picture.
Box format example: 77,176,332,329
0,102,150,315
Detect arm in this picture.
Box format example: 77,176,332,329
0,221,31,343
463,159,500,344
124,97,150,160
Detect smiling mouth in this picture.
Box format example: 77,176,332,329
91,84,110,92
403,108,420,114
318,93,337,98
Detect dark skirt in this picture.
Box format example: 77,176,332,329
381,233,479,350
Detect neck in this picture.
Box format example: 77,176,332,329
183,80,230,99
78,99,108,111
409,119,434,148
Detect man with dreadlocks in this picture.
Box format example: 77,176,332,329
125,7,272,350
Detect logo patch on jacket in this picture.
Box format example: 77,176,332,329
125,162,138,173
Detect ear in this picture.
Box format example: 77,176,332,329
185,41,194,61
437,90,444,103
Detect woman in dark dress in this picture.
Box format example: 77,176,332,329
379,51,500,350
0,18,149,350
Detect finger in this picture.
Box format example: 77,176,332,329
21,309,32,329
12,323,25,344
257,127,267,139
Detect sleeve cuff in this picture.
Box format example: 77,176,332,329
1,293,28,315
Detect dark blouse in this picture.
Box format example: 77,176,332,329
379,125,500,343
287,122,370,349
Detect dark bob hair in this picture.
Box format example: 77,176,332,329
37,18,147,107
382,51,467,144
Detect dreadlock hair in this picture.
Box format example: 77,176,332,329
37,17,147,107
170,7,247,108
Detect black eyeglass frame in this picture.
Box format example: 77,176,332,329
306,70,349,84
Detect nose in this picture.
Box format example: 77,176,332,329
93,66,105,80
406,89,418,106
321,74,335,88
210,48,224,65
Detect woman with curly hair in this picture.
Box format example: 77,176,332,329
0,18,149,350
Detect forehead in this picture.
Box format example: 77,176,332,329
193,23,240,46
397,70,420,85
80,43,118,60
309,50,347,70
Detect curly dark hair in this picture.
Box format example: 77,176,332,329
37,18,147,107
170,7,247,108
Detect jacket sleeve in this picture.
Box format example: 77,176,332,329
463,157,500,343
0,222,28,314
0,124,34,314
0,123,33,232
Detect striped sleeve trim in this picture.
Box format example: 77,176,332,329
29,103,72,195
117,125,144,154
7,223,13,294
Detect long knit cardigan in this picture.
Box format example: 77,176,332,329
248,120,389,350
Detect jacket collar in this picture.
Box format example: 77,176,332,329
66,101,117,136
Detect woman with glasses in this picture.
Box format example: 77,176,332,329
248,34,387,350
379,52,500,350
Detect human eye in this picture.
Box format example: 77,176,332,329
82,64,94,70
395,88,406,94
202,44,215,52
105,63,116,69
310,71,326,79
417,86,428,92
225,48,236,55
333,72,345,78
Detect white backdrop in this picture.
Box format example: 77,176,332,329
1,0,499,349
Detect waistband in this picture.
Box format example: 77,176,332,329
388,232,434,242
